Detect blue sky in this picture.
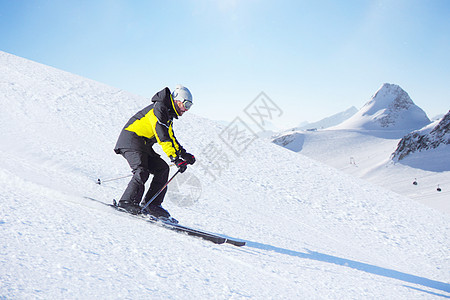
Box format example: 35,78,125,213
1,0,449,128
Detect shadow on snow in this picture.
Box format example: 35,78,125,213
245,240,450,297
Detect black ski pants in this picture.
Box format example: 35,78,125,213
119,150,170,206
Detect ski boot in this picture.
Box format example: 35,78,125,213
117,200,142,215
145,204,178,224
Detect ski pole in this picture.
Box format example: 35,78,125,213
141,169,181,213
97,164,177,185
97,174,132,185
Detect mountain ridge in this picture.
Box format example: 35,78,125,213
392,111,450,160
296,106,358,130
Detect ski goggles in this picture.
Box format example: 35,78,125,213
182,99,193,110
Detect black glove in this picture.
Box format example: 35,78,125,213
181,152,196,165
172,157,188,173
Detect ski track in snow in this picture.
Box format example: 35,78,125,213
1,51,449,299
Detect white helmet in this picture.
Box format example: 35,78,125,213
172,84,193,105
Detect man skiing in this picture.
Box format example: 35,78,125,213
114,85,195,219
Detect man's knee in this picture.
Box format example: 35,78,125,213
153,163,169,183
133,167,150,184
161,163,169,176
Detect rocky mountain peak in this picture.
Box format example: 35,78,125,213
392,110,450,161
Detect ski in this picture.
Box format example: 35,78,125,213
84,197,246,247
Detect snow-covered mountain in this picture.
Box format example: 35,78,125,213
1,51,449,299
272,84,449,213
391,111,450,171
296,106,358,130
393,111,450,160
332,83,430,132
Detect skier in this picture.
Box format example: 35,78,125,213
114,85,196,218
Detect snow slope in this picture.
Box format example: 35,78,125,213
1,51,449,299
273,128,450,214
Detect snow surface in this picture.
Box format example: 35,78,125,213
1,51,449,299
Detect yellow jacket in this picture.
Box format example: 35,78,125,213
114,87,183,158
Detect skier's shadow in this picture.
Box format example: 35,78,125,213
244,240,450,297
